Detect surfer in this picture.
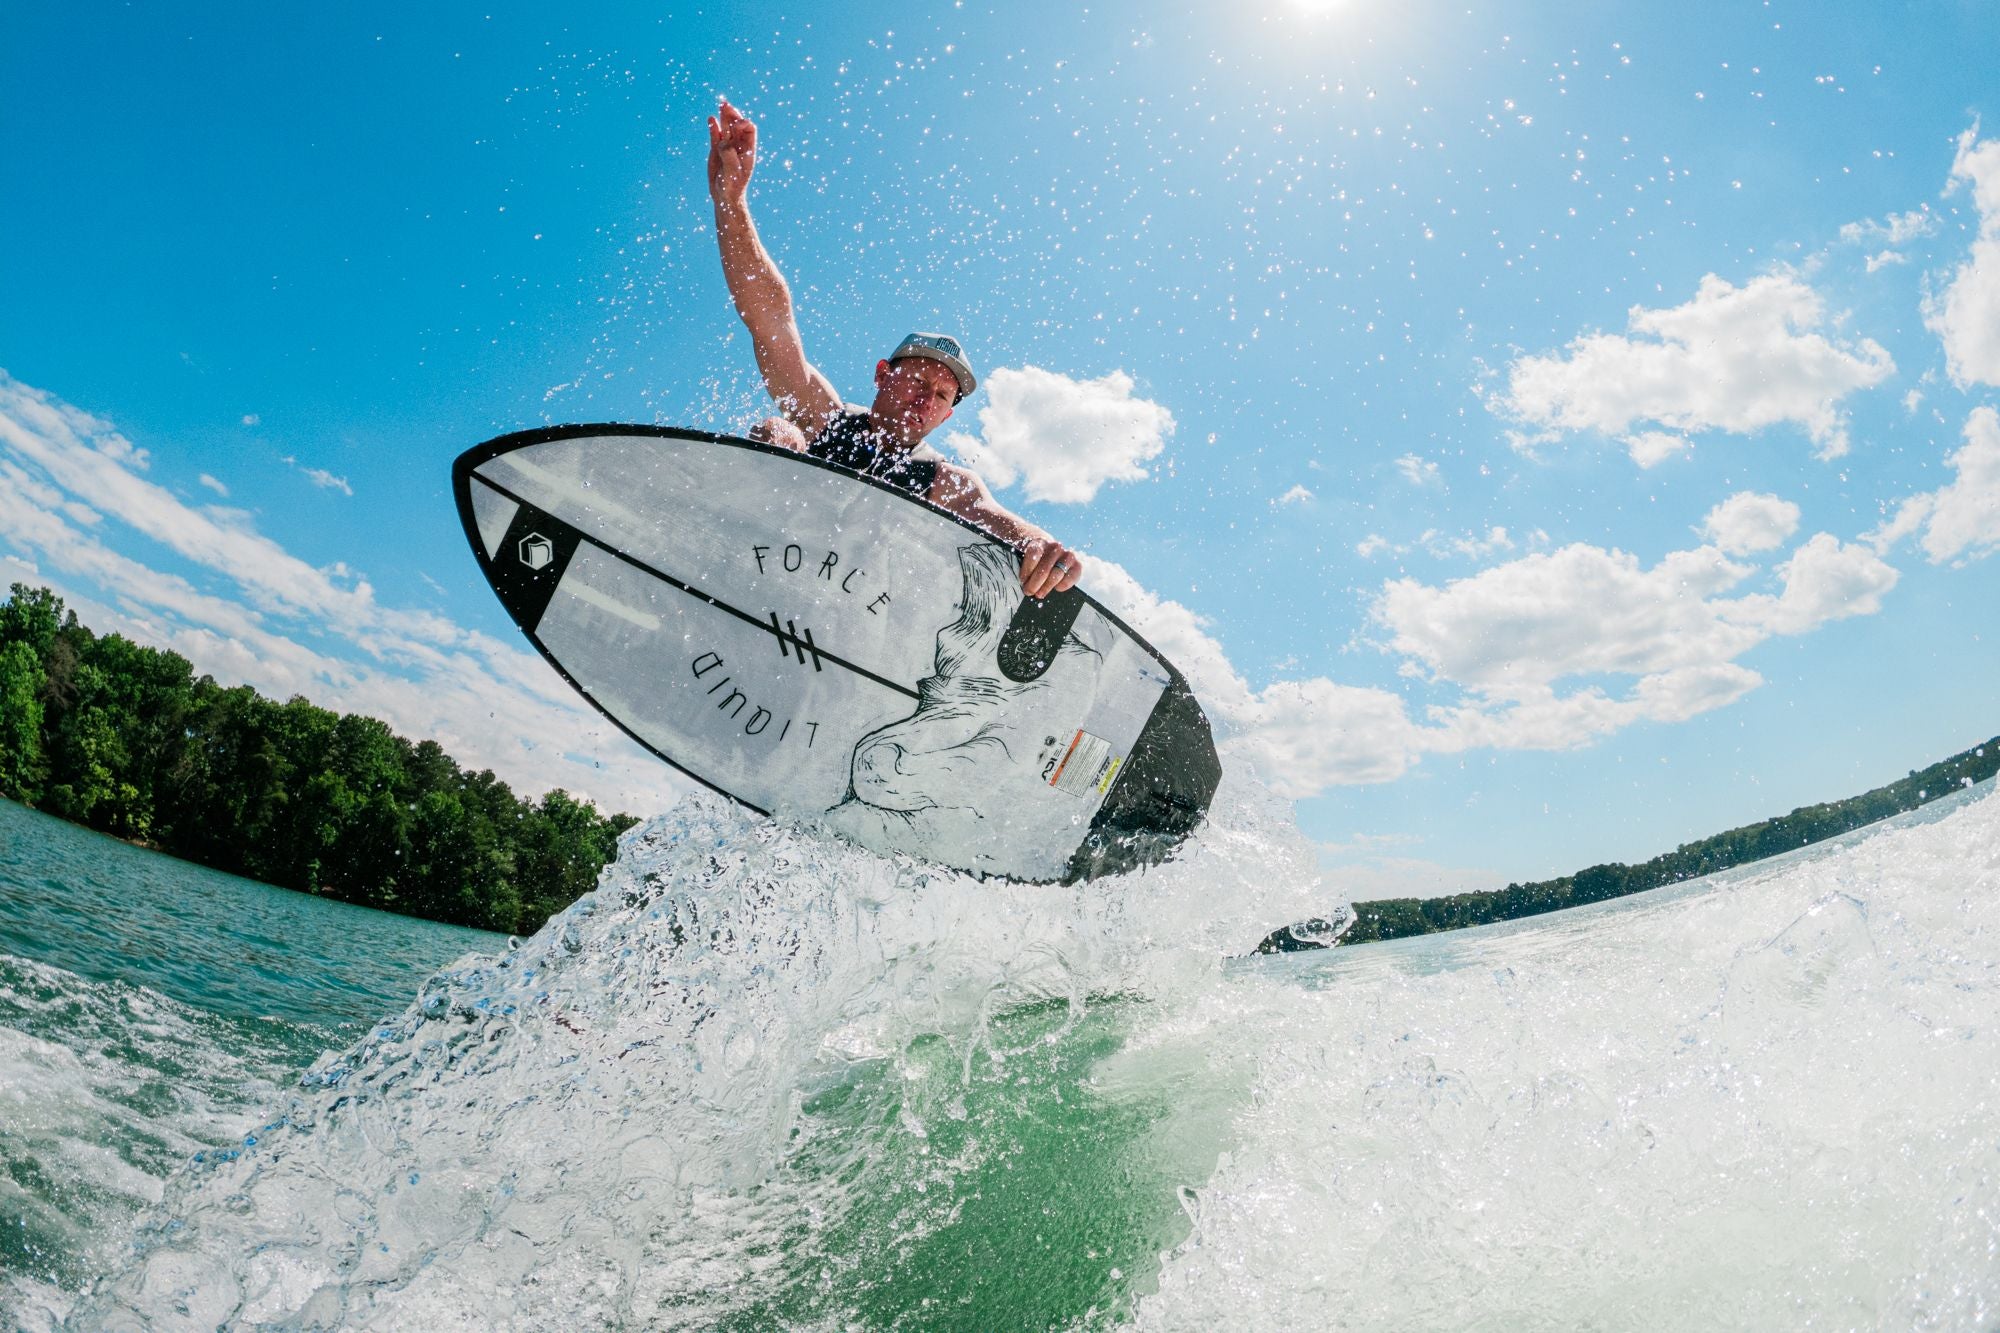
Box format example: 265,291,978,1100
707,96,1084,601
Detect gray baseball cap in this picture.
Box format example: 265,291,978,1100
889,332,976,402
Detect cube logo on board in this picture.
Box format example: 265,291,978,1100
518,533,554,570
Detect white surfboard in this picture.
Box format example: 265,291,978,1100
454,425,1220,883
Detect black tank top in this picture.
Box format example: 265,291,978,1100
806,409,940,500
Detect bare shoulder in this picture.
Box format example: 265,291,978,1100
928,457,990,503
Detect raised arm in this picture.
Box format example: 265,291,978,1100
708,98,841,435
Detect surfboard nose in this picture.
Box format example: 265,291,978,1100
481,498,585,635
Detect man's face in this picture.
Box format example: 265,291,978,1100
870,357,959,440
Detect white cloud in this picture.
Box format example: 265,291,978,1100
1624,430,1690,468
241,413,261,427
1419,676,1756,755
1273,484,1314,507
1841,206,1937,277
0,370,681,814
1923,123,2000,388
1229,679,1428,793
1395,453,1441,486
1372,529,1897,752
1700,491,1801,555
1628,662,1770,723
942,365,1173,504
1090,502,1897,794
1496,272,1895,460
1377,543,1761,700
0,384,421,645
1318,830,1420,855
1423,526,1515,560
1725,534,1899,635
198,473,229,497
1085,557,1427,797
1351,527,1514,563
282,454,353,496
1870,405,2000,565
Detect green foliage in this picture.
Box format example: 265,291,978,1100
1294,733,2000,950
0,583,64,659
0,583,636,936
0,639,48,801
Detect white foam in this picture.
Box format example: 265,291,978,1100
1135,782,2000,1330
58,781,2000,1330
66,776,1335,1330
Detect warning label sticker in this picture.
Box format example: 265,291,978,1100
1047,729,1122,799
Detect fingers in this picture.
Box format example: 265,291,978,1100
1052,554,1083,593
716,97,752,144
711,99,743,149
1018,540,1082,600
746,416,808,450
709,99,755,182
1016,541,1045,598
708,101,755,200
1018,540,1054,598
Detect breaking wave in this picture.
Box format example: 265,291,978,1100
65,778,1330,1330
56,776,2000,1330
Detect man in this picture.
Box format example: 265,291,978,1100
706,96,1083,601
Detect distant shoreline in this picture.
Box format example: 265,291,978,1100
9,581,1993,954
1258,732,2000,953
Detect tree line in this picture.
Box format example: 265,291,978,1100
1258,731,2000,952
8,580,1989,948
0,584,636,935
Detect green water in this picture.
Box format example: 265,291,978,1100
13,787,2000,1329
1,797,1207,1330
0,797,502,1033
0,797,503,1313
736,1001,1195,1332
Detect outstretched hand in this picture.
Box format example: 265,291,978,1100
1018,537,1083,600
707,97,756,204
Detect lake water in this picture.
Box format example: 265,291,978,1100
3,776,1997,1330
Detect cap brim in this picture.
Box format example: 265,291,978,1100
893,345,976,400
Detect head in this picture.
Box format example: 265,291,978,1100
869,332,976,442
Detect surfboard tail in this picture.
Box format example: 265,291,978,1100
1064,679,1221,883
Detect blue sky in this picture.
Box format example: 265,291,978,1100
4,1,1996,899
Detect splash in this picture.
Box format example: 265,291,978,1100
0,954,302,1319
67,778,1330,1331
58,781,2000,1330
1135,781,2000,1330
